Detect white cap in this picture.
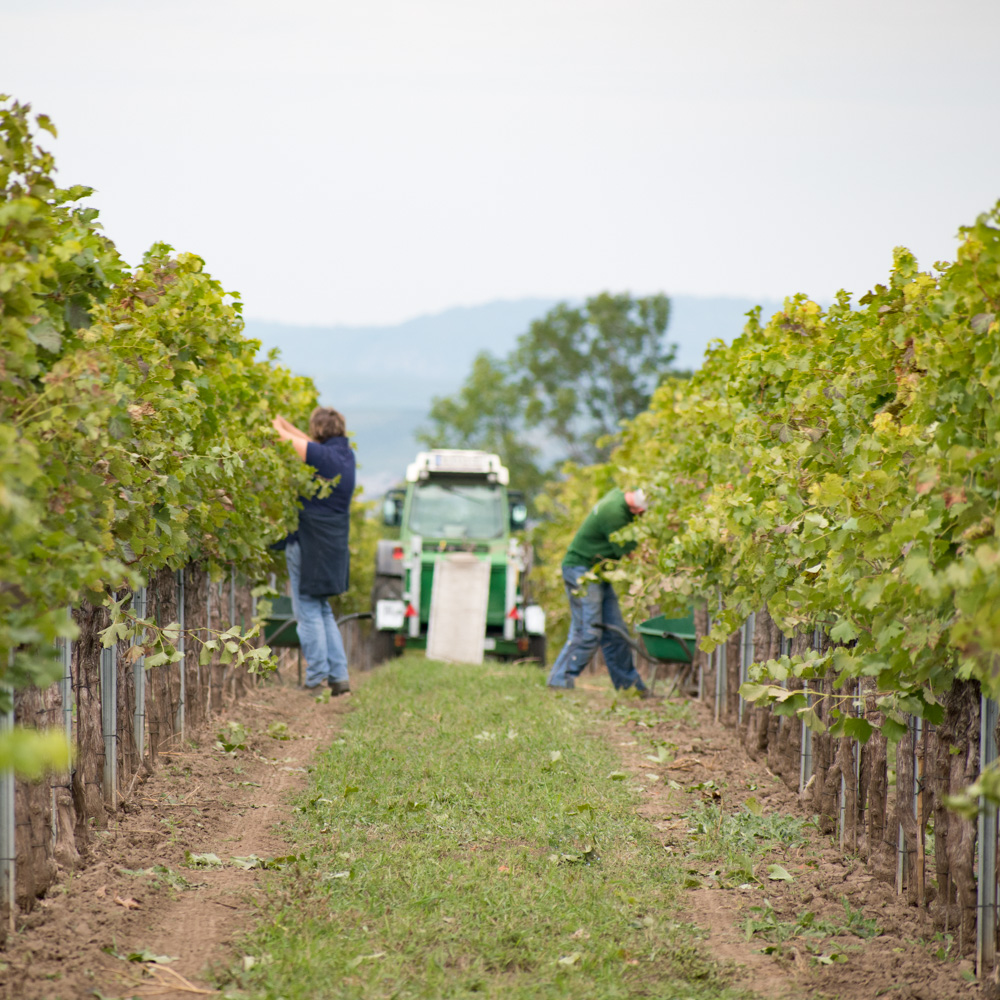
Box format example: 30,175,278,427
630,488,648,511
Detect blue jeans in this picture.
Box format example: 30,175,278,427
547,565,646,691
286,540,349,687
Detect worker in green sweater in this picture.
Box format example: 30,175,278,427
547,487,653,695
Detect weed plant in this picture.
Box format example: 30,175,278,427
225,657,751,999
684,800,810,880
742,897,881,965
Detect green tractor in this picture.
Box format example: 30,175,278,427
371,449,546,665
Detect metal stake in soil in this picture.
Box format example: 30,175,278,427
800,680,812,792
53,633,74,848
0,676,14,932
176,570,185,738
132,587,146,758
977,695,999,974
715,620,726,722
100,644,117,807
60,628,73,740
206,578,212,717
739,613,755,724
913,716,925,906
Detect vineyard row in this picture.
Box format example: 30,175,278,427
530,203,1000,967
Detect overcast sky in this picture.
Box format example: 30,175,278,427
5,0,999,326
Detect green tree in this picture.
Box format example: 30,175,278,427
419,292,678,503
514,292,675,463
417,352,548,502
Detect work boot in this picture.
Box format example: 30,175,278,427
329,679,351,697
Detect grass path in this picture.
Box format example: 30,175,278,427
224,657,753,999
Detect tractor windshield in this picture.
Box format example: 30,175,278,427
408,481,505,539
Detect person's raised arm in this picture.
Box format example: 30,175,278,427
272,415,312,462
273,415,314,442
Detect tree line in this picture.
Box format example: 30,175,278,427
417,291,684,506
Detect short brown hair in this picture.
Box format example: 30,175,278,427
309,406,346,442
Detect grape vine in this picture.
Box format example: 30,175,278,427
1,97,323,769
535,205,1000,753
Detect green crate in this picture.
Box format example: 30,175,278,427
262,595,300,647
637,612,695,663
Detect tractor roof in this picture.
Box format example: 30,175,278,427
406,450,509,484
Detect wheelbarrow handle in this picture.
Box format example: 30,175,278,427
654,631,693,660
594,623,694,664
593,621,643,656
337,611,373,626
265,611,372,646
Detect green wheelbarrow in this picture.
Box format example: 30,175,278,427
596,610,696,695
262,596,303,684
262,596,372,685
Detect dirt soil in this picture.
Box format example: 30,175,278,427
1,670,987,1000
586,680,983,1000
0,678,348,1000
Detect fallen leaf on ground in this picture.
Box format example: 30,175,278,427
346,952,387,970
666,756,701,770
184,851,223,868
126,948,176,964
766,864,794,882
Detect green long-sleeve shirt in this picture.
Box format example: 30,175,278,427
563,487,637,568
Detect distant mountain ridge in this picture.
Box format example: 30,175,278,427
246,299,560,411
245,295,780,495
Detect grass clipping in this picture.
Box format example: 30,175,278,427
227,657,743,999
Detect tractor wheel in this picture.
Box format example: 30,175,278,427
527,634,547,668
372,573,403,604
371,627,400,665
371,573,404,665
